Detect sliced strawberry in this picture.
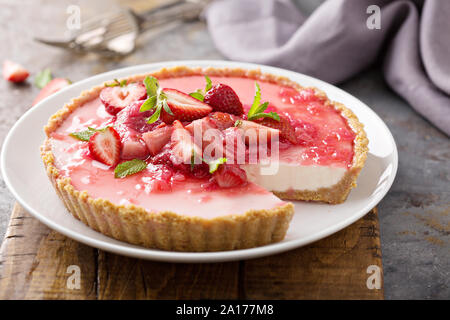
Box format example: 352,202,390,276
238,120,280,145
142,125,173,156
255,115,298,144
88,127,121,166
208,112,238,131
160,88,212,124
32,78,71,106
185,116,217,136
222,127,246,163
121,138,149,160
2,60,29,83
212,164,247,188
170,120,202,165
115,100,157,135
203,84,244,115
100,82,147,115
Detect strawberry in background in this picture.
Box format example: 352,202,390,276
32,68,71,106
2,60,29,83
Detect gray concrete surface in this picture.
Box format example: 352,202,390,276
0,0,448,299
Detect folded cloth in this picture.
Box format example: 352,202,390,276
205,0,450,136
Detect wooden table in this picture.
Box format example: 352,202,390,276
1,0,447,299
0,204,383,299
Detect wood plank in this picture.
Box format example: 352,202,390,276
242,208,384,299
0,204,383,299
0,204,97,300
97,253,239,299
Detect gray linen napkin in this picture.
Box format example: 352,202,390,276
205,0,450,136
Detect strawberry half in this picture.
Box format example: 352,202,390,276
32,78,71,106
238,120,280,145
170,120,202,165
212,164,247,188
255,115,298,144
204,84,244,115
88,127,122,166
142,124,173,156
100,82,147,115
3,60,29,83
161,88,212,124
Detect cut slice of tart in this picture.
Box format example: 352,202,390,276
41,66,368,252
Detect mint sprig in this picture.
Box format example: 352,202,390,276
105,78,127,87
69,127,104,141
35,68,53,89
114,159,147,178
208,157,227,174
139,76,172,123
247,83,280,122
189,76,213,101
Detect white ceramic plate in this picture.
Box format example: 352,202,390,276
1,60,397,263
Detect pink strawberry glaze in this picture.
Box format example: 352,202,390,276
50,76,355,217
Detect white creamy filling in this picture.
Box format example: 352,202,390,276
242,163,347,192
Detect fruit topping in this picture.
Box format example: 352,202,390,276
208,112,237,131
100,82,147,115
142,124,173,156
237,120,280,145
2,60,29,83
204,83,244,115
222,127,246,163
121,138,149,160
160,88,212,123
139,76,212,124
170,120,202,165
116,100,158,135
88,127,121,166
255,115,298,144
212,164,247,188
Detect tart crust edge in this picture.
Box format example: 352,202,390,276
40,65,367,251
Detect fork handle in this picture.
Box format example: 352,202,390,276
134,0,209,32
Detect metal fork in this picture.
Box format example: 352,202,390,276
35,0,209,57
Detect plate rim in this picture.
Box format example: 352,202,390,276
1,60,398,263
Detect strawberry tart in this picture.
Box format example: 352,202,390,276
41,66,368,252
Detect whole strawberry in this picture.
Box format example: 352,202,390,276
204,84,244,116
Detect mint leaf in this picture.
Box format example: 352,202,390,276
189,76,213,101
140,95,157,112
208,157,227,173
147,104,163,124
114,159,147,178
144,76,158,97
69,127,98,141
189,91,204,101
140,76,170,124
247,82,280,122
249,82,262,116
205,75,212,92
35,68,53,89
248,111,280,121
